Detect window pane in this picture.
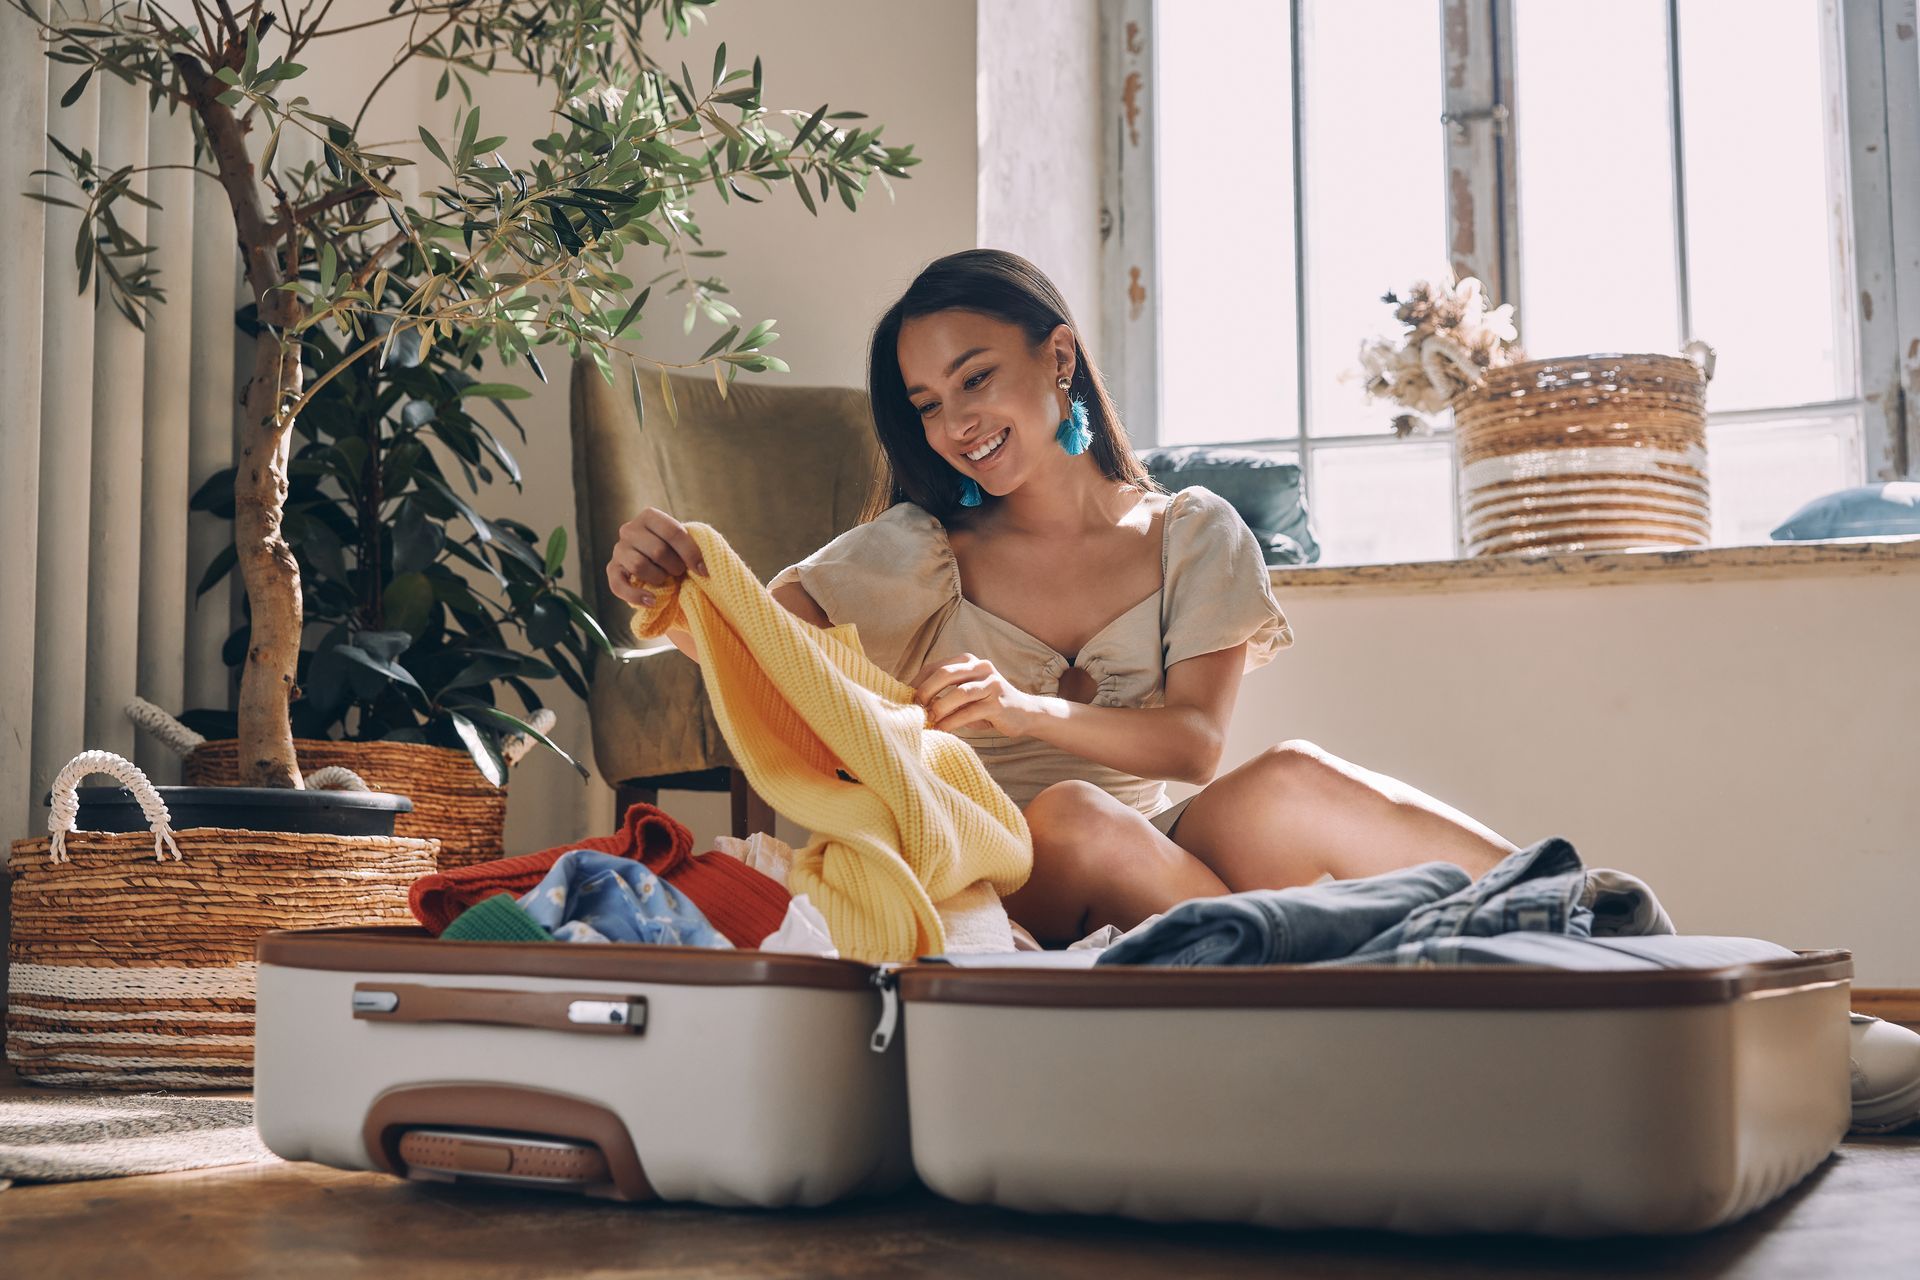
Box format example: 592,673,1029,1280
1309,442,1457,565
1299,0,1447,438
1158,1,1297,445
1514,0,1682,360
1678,0,1853,409
1708,414,1863,545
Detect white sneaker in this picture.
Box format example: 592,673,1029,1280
1848,1012,1920,1134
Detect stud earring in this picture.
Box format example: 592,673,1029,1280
957,475,984,507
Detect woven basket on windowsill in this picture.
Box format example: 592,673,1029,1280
6,751,436,1090
1451,350,1714,557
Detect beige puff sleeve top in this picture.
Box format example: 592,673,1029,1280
768,486,1292,818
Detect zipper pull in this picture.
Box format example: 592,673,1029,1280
869,965,901,1053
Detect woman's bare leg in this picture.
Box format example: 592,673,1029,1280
1004,780,1229,946
1170,740,1517,892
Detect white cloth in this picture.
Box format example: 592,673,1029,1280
712,831,796,888
758,894,839,957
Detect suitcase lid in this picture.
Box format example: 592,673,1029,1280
896,949,1852,1011
258,926,876,991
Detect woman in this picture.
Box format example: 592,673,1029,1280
606,249,1515,947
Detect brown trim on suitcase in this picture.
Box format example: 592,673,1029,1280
258,926,873,991
896,951,1853,1010
352,982,647,1035
364,1084,654,1202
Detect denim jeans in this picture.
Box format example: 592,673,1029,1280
1096,837,1595,968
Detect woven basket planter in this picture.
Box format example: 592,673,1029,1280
1452,352,1712,557
6,752,436,1090
185,738,506,870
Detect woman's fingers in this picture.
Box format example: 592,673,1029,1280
930,680,993,731
610,508,708,588
644,509,709,577
912,654,990,705
605,548,659,605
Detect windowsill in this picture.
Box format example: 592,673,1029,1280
1267,536,1920,595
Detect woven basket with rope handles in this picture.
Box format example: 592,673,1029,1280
6,751,436,1089
1450,348,1715,557
125,698,556,871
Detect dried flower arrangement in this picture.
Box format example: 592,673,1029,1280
1358,276,1522,436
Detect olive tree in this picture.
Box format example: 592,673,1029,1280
17,0,914,786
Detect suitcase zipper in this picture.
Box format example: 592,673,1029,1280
869,965,902,1053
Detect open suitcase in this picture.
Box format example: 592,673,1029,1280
253,927,911,1205
258,927,1850,1235
897,936,1852,1236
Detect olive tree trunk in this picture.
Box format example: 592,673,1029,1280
183,56,305,788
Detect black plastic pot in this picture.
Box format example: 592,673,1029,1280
65,785,414,838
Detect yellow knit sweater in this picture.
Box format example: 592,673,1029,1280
632,523,1032,963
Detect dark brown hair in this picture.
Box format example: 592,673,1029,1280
863,249,1156,522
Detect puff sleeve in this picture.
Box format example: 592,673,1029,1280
768,502,962,682
1160,486,1294,672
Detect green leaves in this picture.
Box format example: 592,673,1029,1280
457,702,587,780
456,382,532,400
418,126,450,170
335,630,425,695
383,572,434,636
447,711,506,787
612,286,651,339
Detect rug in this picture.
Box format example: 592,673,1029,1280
0,1091,279,1185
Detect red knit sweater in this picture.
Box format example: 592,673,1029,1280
410,803,790,947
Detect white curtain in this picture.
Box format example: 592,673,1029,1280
2,8,241,851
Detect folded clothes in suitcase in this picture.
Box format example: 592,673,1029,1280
254,927,911,1205
895,936,1852,1236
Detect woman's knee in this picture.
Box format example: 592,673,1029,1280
1024,780,1117,853
1244,739,1353,798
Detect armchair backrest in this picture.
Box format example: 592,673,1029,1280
570,355,883,644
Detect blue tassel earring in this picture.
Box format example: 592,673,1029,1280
1055,377,1092,456
957,475,984,507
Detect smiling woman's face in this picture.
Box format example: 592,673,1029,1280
897,309,1074,500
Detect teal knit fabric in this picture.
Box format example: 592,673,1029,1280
441,892,554,943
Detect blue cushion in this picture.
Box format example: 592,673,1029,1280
1770,482,1920,541
1140,446,1320,565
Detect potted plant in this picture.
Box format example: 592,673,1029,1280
161,284,607,865
17,0,916,831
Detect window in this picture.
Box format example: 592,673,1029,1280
1126,0,1918,565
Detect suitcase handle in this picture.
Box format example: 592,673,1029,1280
352,982,646,1035
363,1083,654,1201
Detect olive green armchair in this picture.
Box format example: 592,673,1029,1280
569,355,883,832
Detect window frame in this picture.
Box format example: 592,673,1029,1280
1110,0,1920,562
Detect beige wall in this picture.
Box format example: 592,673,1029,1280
1167,568,1920,986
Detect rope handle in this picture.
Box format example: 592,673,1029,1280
123,697,205,757
499,708,559,767
46,750,182,865
308,765,369,792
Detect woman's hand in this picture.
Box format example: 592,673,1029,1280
606,507,708,607
912,653,1043,737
